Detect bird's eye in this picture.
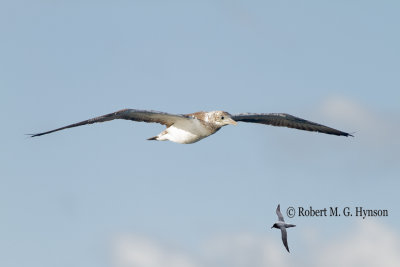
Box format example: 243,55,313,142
221,116,225,120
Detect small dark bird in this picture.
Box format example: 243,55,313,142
271,204,296,253
29,109,353,144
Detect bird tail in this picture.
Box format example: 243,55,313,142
286,224,296,228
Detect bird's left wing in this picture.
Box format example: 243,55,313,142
231,113,352,137
276,204,285,222
29,109,190,137
281,227,290,253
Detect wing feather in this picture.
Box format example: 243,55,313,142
232,113,352,137
276,204,285,222
281,227,290,253
29,109,190,137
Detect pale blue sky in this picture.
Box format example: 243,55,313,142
1,1,400,267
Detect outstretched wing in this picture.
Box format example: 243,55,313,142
231,113,352,137
281,227,290,253
29,109,190,137
276,204,285,222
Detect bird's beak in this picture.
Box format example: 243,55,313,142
226,118,237,126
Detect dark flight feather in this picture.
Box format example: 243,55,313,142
232,113,352,137
29,109,190,137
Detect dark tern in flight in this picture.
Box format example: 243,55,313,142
30,109,353,144
271,204,296,253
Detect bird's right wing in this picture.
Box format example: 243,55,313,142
29,109,191,137
276,204,285,222
281,227,290,253
232,113,352,137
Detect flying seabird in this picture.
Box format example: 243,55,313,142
271,204,296,253
29,109,353,144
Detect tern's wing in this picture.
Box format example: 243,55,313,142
276,204,285,222
231,113,352,137
281,227,290,253
29,109,191,137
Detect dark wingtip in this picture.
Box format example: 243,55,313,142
25,133,39,138
337,131,354,137
347,131,357,137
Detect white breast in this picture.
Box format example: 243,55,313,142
159,119,213,144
